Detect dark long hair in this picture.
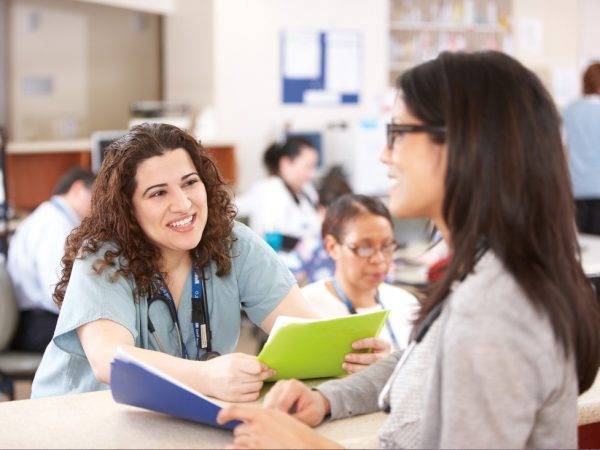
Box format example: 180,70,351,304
54,123,236,306
402,51,600,393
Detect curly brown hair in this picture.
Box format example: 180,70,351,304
53,123,236,307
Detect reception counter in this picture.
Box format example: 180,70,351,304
1,375,599,448
0,388,384,448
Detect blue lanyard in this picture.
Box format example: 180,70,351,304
190,269,211,357
330,278,400,349
155,268,206,360
49,197,79,227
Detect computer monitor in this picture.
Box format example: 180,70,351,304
91,130,127,173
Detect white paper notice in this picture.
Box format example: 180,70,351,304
326,31,361,93
552,68,579,108
516,18,543,57
283,30,320,79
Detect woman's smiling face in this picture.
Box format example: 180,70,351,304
380,98,447,222
132,148,208,260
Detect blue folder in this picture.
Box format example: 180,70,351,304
110,351,240,430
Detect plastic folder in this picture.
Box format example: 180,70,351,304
110,349,239,430
258,310,389,381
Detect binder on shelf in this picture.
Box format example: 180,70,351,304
110,349,239,430
258,310,389,381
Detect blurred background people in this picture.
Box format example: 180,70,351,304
236,137,321,250
563,62,600,235
289,165,353,285
301,194,419,351
8,167,95,352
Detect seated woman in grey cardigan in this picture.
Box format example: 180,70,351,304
217,50,600,448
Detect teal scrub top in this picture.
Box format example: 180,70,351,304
31,222,296,398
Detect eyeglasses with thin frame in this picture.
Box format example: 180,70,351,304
343,241,400,259
387,123,446,148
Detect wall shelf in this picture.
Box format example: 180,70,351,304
389,0,513,85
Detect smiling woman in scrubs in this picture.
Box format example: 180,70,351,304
31,124,386,401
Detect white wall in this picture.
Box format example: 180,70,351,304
163,0,214,113
580,0,600,66
212,0,389,191
7,0,161,141
163,0,389,191
512,0,581,107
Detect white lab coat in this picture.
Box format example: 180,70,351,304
7,197,80,313
236,176,321,242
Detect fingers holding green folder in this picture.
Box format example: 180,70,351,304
257,310,389,381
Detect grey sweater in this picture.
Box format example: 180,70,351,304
317,252,578,448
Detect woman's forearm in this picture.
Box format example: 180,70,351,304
78,319,202,393
316,351,402,419
117,345,200,387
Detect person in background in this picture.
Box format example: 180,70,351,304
563,62,600,235
8,167,95,353
290,165,353,284
30,124,385,400
236,137,321,250
302,194,419,357
217,51,600,448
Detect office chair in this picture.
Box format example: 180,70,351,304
0,259,43,400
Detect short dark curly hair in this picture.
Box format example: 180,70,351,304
54,123,236,306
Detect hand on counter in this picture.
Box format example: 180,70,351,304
263,379,330,427
217,403,341,449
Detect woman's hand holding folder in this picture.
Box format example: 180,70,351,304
343,337,391,374
199,353,276,402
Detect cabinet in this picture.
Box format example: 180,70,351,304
389,0,513,85
6,141,236,211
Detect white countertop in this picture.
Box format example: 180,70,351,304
0,388,384,448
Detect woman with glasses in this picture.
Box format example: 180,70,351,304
301,194,419,363
217,51,600,448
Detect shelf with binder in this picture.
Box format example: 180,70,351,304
389,0,513,85
390,21,508,33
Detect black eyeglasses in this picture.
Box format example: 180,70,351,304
387,123,446,148
344,241,400,259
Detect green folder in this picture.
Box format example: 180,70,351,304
258,310,389,381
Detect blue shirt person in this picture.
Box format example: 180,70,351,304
563,62,600,234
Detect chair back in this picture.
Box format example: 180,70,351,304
0,257,19,351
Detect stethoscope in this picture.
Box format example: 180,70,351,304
377,245,488,412
147,267,220,361
330,278,400,349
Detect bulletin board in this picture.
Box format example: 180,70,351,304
281,30,361,105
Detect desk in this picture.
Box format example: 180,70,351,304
1,380,599,448
391,234,600,288
580,234,600,275
0,389,385,448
